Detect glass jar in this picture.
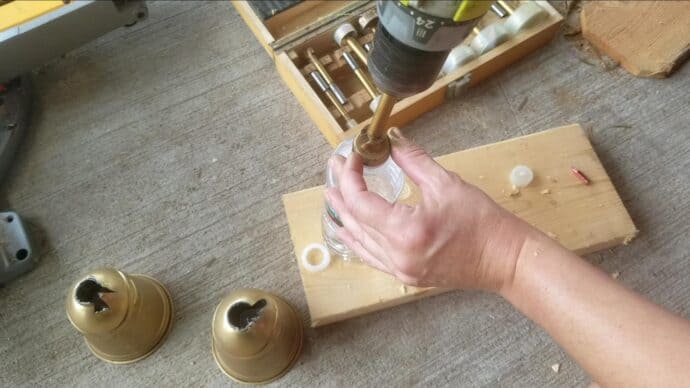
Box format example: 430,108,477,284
321,139,405,261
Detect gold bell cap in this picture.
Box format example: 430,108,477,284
212,288,303,384
65,267,174,364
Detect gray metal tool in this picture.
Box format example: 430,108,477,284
0,0,148,82
0,76,36,286
0,212,36,286
0,75,30,182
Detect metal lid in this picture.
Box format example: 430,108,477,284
212,288,303,384
65,268,130,334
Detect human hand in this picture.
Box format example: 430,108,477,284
325,128,534,292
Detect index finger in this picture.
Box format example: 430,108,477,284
338,152,395,230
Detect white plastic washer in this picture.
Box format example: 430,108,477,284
301,243,331,272
504,2,547,35
441,45,477,75
470,23,510,54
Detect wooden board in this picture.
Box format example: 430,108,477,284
581,1,690,78
283,124,638,327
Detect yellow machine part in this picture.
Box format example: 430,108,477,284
453,0,493,22
398,0,492,22
0,0,65,33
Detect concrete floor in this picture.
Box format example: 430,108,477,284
1,1,688,386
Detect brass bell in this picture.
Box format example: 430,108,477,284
212,288,303,383
65,267,174,364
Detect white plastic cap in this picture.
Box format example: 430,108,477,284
510,165,534,188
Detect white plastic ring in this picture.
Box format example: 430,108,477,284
301,243,331,272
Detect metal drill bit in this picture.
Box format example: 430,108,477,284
491,3,509,18
334,23,370,67
352,92,396,166
497,0,515,14
342,51,378,98
367,93,395,141
306,49,347,105
309,71,357,128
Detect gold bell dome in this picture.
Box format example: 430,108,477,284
65,267,174,364
212,288,303,383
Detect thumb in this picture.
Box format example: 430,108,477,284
388,127,445,189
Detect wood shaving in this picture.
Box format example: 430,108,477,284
611,271,620,279
400,285,407,294
547,231,558,240
551,363,560,373
541,189,551,195
622,234,636,245
547,175,558,183
509,186,521,197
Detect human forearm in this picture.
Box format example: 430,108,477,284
501,231,690,387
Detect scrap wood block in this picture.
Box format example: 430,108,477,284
581,1,690,78
283,124,638,327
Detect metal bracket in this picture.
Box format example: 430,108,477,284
445,72,473,99
0,212,37,286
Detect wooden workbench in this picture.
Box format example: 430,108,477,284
0,1,688,386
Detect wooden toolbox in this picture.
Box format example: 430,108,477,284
232,0,564,146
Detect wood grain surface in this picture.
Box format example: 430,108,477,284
284,124,637,327
0,1,688,387
581,1,690,78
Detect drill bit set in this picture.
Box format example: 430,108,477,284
234,0,561,145
298,9,380,130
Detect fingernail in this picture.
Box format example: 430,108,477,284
388,127,404,142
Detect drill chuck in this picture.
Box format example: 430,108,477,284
368,0,490,98
369,25,449,98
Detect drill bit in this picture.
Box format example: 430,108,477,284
342,51,378,98
353,93,396,166
310,71,357,129
334,23,370,67
306,49,347,105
